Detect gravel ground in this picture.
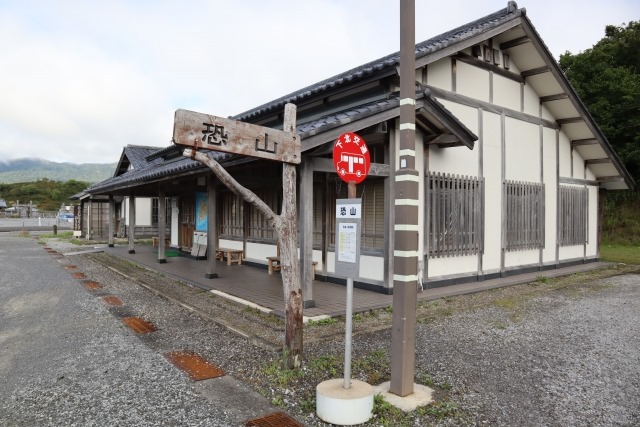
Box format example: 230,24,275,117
16,236,640,426
0,235,244,427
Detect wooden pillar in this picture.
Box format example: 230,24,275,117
299,157,315,308
390,0,418,398
597,188,607,259
108,195,115,247
158,189,167,264
87,199,92,240
205,175,219,279
128,191,136,254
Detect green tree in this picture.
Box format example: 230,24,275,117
559,22,640,185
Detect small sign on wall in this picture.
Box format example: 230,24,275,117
334,198,361,278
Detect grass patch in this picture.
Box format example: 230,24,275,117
417,399,461,419
600,243,640,265
307,316,337,326
308,355,340,377
261,359,302,387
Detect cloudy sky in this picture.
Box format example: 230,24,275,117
1,0,637,165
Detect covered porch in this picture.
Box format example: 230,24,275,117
102,243,610,319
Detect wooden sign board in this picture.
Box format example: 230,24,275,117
173,109,301,164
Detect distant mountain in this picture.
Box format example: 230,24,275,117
0,158,116,184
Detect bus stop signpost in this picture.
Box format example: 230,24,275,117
316,133,374,425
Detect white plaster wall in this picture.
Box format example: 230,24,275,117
219,238,243,251
542,128,557,263
428,255,477,278
559,245,584,260
505,118,539,182
586,186,598,257
482,112,503,272
123,197,152,226
313,249,323,272
572,149,586,178
586,167,596,181
359,255,384,281
327,251,336,274
541,105,554,122
523,83,540,116
505,249,539,268
170,197,179,246
493,75,520,111
426,58,452,90
558,132,572,177
136,198,152,226
456,62,490,102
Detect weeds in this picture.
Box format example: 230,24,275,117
536,275,549,283
307,316,337,326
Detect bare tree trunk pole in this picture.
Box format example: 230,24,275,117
182,103,303,369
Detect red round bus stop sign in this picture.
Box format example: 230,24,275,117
332,132,370,184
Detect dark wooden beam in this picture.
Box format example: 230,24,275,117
424,134,459,145
311,157,390,177
454,52,524,84
559,177,599,186
521,66,550,78
557,117,583,126
426,85,559,129
571,138,599,147
499,36,531,50
540,93,568,103
597,176,624,183
585,158,612,165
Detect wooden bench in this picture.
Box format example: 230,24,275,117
266,256,318,279
152,237,170,247
215,248,243,266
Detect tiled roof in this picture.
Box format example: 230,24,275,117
234,1,522,121
298,96,401,140
124,145,163,169
86,2,519,195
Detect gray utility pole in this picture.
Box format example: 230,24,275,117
390,0,418,397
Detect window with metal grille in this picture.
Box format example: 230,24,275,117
328,179,385,251
558,185,588,246
247,189,280,241
219,192,243,238
151,197,171,226
504,180,545,251
427,172,483,257
312,182,324,246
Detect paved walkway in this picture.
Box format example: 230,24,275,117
103,245,610,318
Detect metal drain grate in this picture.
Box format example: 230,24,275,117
103,295,123,306
164,351,225,381
73,272,86,279
243,412,305,427
83,280,102,290
122,317,157,334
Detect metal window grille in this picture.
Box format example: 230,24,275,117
558,185,588,246
504,180,545,251
247,189,280,240
312,183,323,246
427,172,484,258
151,197,171,226
219,193,243,237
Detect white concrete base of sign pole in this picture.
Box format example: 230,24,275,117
316,378,374,425
372,381,434,412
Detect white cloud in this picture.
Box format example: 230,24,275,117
0,0,637,164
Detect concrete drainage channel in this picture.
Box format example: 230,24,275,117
44,246,303,427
